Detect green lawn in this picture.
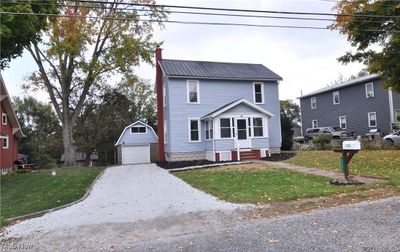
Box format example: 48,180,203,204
0,167,104,225
174,166,372,204
286,150,400,184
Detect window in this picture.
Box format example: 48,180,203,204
163,85,166,107
1,135,8,149
395,110,400,123
323,128,330,133
311,97,317,109
365,83,374,98
187,80,200,104
164,120,167,144
253,82,264,104
131,126,146,134
253,118,263,137
339,116,347,129
189,119,200,142
312,120,318,128
333,91,340,104
368,112,377,127
205,120,213,140
248,118,251,137
1,113,6,125
220,118,231,138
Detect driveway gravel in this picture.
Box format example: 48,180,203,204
2,164,240,238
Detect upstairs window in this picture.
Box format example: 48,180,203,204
365,83,374,98
189,119,200,142
253,118,264,137
312,120,318,128
333,91,340,104
368,112,377,127
220,118,232,138
131,126,146,134
205,120,213,140
253,83,264,104
1,113,6,125
339,116,347,129
311,97,317,109
187,80,200,104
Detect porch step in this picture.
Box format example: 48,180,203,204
239,151,257,160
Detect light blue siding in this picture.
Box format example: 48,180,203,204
215,139,235,151
165,79,281,153
251,138,270,148
117,122,158,145
205,141,213,151
223,103,262,115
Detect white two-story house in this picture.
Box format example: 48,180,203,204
155,48,282,162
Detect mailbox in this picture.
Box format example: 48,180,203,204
342,140,361,150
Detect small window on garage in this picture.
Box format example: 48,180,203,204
131,126,146,134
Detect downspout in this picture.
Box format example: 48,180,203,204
212,118,216,161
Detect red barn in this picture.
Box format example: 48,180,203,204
0,75,24,172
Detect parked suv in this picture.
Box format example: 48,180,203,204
305,127,351,140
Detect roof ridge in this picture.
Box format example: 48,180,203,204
161,58,264,66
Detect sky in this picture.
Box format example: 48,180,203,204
1,0,365,103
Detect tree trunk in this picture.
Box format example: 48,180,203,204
63,121,76,166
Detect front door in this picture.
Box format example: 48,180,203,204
236,118,251,148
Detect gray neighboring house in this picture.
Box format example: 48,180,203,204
155,48,283,162
115,121,158,164
299,75,400,137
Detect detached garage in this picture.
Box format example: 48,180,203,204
115,121,158,164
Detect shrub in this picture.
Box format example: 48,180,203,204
311,135,332,150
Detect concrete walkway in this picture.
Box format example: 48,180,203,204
254,160,385,184
2,164,242,239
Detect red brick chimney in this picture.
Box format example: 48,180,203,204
155,47,165,161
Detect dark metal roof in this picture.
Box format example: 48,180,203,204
159,59,282,81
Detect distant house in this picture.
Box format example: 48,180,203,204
299,75,400,137
0,75,24,172
115,121,158,164
155,48,282,162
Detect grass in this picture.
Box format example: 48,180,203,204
173,165,373,204
0,166,104,226
286,150,400,184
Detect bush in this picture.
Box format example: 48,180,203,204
311,135,332,150
361,139,400,150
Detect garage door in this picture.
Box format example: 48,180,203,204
121,145,150,164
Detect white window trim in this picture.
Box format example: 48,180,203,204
188,118,201,142
186,80,200,104
163,84,166,107
312,120,318,128
253,82,264,104
1,113,7,125
164,120,167,144
205,120,214,141
368,112,377,127
365,82,374,98
395,109,400,123
1,135,9,149
311,97,317,109
339,116,347,129
131,126,147,134
333,91,340,105
252,117,265,138
219,117,233,139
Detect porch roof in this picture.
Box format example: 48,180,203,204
201,98,275,120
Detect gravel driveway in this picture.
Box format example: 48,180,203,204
2,164,240,238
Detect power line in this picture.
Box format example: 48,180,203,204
6,0,400,19
1,11,398,33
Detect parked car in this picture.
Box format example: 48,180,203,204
305,127,351,140
383,131,400,145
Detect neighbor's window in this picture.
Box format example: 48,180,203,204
220,118,232,138
187,80,200,104
333,91,340,105
164,120,167,144
1,113,6,125
365,83,374,98
131,126,146,134
368,112,377,127
205,120,213,140
1,135,8,149
311,97,317,109
395,110,400,123
253,117,264,137
253,82,264,104
312,120,318,128
189,119,200,142
339,116,347,129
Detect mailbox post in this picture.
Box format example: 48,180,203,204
334,141,361,182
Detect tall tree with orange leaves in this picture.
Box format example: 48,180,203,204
332,0,400,91
22,1,166,165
